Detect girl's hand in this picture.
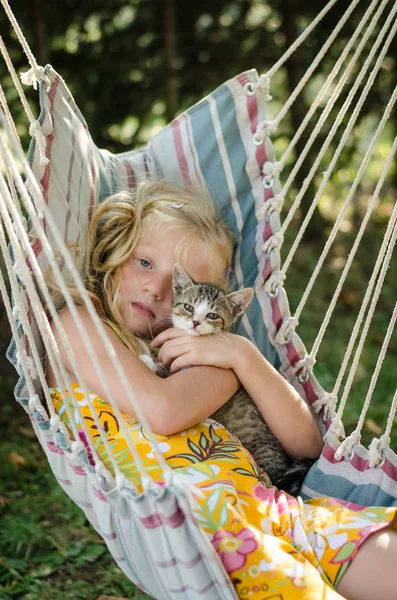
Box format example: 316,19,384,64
152,328,243,373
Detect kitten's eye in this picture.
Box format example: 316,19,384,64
183,303,194,313
207,312,219,320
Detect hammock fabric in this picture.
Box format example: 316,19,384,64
1,1,397,595
10,64,397,508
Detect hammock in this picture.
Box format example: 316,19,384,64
1,0,396,597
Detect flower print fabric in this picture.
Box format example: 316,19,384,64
51,384,397,600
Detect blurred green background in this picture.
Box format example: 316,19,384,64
0,0,396,598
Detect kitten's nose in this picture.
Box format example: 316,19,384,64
193,320,200,328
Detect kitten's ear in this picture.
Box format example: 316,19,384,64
173,263,194,295
225,288,254,317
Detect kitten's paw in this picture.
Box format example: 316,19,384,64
139,354,158,373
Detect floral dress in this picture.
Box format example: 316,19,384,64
51,384,397,600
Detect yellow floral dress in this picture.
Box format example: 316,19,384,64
51,384,397,600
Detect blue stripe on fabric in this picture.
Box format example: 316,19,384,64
189,83,277,366
301,465,397,507
96,150,114,203
110,512,145,586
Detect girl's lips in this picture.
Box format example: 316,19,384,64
131,302,155,318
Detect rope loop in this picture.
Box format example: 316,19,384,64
50,414,61,431
20,66,50,90
262,232,284,256
275,317,299,345
324,415,345,442
16,349,37,379
13,261,25,284
28,120,49,166
253,119,278,144
13,216,28,234
71,440,86,457
312,392,337,420
293,353,316,375
262,161,282,180
368,434,390,468
334,430,361,461
264,269,285,296
28,393,41,412
28,393,48,419
256,194,284,221
254,74,272,101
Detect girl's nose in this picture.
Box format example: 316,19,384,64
143,271,171,301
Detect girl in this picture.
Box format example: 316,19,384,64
48,180,397,600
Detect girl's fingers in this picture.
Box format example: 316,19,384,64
158,339,190,366
152,328,188,347
169,354,194,374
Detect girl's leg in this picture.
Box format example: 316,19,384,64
336,528,397,600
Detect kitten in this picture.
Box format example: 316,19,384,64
171,263,315,496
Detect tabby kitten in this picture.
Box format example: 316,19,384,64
171,263,314,496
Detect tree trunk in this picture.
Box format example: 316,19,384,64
164,0,179,122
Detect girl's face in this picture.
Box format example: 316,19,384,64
118,227,213,338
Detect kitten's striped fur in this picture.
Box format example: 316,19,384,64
171,264,314,496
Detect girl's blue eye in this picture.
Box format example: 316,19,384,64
139,259,151,268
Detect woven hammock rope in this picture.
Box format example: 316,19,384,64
0,0,397,595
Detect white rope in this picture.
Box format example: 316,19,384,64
333,199,397,400
281,8,397,302
0,36,49,165
310,134,397,362
265,0,342,78
384,389,397,440
336,211,397,422
270,0,381,179
294,87,397,328
0,84,22,151
280,0,396,238
254,0,364,145
0,173,82,436
352,301,397,437
0,134,138,481
0,0,43,74
0,111,170,484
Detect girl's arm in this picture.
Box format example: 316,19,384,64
154,329,323,458
48,309,239,435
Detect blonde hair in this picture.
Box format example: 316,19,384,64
50,180,234,355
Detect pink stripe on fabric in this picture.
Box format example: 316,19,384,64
56,476,72,486
88,149,97,222
171,120,191,185
139,507,185,529
30,75,62,257
69,464,86,476
123,160,136,190
40,75,61,205
323,442,397,480
324,443,376,473
47,441,64,455
92,486,108,503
